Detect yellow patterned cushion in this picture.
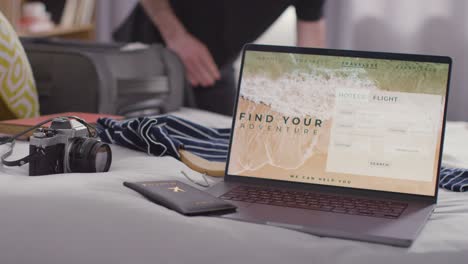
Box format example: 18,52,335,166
0,11,39,120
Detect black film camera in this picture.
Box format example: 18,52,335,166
28,117,112,176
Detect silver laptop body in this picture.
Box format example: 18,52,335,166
208,44,452,247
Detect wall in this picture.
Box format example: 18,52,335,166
326,0,467,121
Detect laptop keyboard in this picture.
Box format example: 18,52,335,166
220,185,408,219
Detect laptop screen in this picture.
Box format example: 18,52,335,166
227,49,450,196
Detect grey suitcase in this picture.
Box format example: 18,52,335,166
21,38,192,117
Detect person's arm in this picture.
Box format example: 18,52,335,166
140,0,220,87
294,0,326,48
297,18,326,48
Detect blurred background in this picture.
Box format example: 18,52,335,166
1,0,466,121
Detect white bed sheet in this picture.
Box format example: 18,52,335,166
0,108,467,264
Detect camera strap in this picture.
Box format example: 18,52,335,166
2,155,32,167
0,139,38,167
1,116,96,168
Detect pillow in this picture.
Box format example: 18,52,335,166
0,11,39,120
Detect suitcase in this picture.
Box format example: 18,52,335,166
21,38,193,117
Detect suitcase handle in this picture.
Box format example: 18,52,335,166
117,76,169,96
117,98,166,117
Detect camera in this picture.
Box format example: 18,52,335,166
29,117,112,176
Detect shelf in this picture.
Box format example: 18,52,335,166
1,0,96,41
19,24,94,38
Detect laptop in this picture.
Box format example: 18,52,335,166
207,44,452,247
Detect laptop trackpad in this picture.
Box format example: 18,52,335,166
227,200,253,208
243,203,365,230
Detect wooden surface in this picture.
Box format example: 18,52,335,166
0,0,21,27
19,24,95,39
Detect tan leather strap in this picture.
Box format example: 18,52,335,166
179,149,225,177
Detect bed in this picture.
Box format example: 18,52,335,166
1,108,467,264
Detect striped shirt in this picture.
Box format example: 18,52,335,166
97,115,468,192
97,115,230,162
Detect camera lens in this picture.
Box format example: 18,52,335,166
68,138,112,173
95,145,110,172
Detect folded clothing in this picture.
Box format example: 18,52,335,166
97,115,468,192
439,167,468,192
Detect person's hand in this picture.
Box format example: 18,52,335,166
140,0,220,87
166,32,221,87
